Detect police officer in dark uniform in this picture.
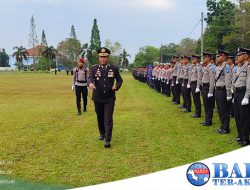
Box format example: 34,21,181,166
72,58,89,115
88,47,123,148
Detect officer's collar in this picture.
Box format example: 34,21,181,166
100,64,109,68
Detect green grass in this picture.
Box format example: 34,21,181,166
0,71,239,189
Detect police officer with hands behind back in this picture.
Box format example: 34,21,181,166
72,58,89,115
88,47,123,148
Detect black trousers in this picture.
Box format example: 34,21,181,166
173,76,181,104
215,88,230,131
242,103,250,142
75,86,88,112
234,89,250,141
201,84,214,123
166,81,171,97
183,79,191,111
180,78,186,107
94,101,115,142
191,81,201,116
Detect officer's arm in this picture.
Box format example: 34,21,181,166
72,68,76,86
176,64,180,81
225,65,232,97
87,67,95,86
197,66,202,89
209,66,215,94
114,67,123,91
244,65,250,99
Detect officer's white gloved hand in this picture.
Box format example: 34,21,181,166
182,83,184,87
207,93,213,98
176,81,179,84
72,85,75,91
241,98,249,106
232,98,234,103
171,84,174,87
195,88,200,93
166,81,169,84
231,88,234,94
187,84,191,89
227,97,232,101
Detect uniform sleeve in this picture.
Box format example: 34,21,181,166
187,65,192,85
209,66,215,94
114,66,123,91
244,65,250,99
72,68,76,86
87,66,95,86
197,65,202,89
176,64,181,81
225,65,232,97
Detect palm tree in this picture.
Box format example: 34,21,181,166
12,46,28,71
42,46,57,70
119,49,131,69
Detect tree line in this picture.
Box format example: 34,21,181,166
2,17,130,71
131,0,250,69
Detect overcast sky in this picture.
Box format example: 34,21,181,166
0,0,208,61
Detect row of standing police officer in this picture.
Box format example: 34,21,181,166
133,47,250,147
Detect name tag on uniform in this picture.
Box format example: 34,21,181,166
108,69,114,78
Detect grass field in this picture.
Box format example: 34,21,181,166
0,71,240,189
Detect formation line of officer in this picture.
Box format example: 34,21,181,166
133,47,250,147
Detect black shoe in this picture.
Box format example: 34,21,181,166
239,140,250,147
183,110,191,113
178,105,186,109
236,137,242,142
192,114,201,118
172,102,178,104
104,141,111,148
83,107,87,112
200,121,212,126
77,111,81,115
217,129,230,134
98,135,105,140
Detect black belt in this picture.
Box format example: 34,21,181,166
216,86,226,90
183,79,188,81
235,87,246,92
191,81,197,84
77,80,87,83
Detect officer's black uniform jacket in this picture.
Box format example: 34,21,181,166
88,64,123,103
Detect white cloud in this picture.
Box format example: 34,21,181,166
133,0,174,10
92,0,175,11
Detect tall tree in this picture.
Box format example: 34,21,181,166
175,38,197,56
104,39,123,66
0,49,10,67
41,30,48,46
70,25,77,39
160,43,179,62
28,15,39,65
133,46,160,68
119,49,131,69
12,46,28,71
203,0,235,51
88,18,101,66
42,46,57,70
57,38,82,69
